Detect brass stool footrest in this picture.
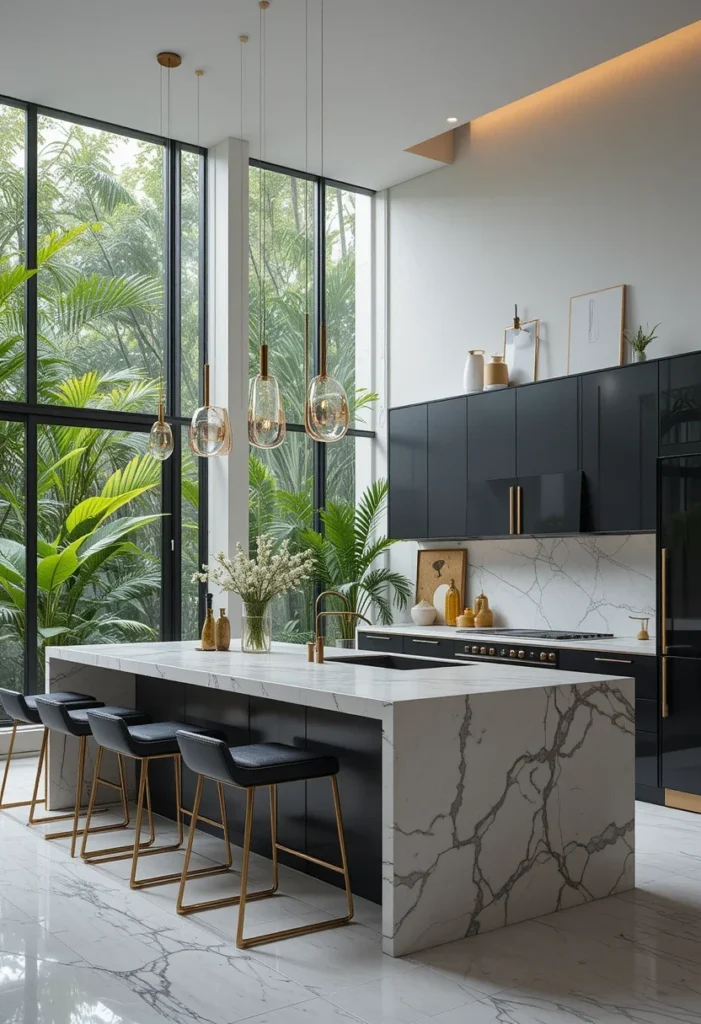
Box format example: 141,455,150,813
239,915,352,949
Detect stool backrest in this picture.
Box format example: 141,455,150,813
177,729,237,786
86,709,134,757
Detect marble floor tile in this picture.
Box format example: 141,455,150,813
324,964,480,1023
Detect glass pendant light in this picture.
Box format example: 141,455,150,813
148,378,174,461
248,0,286,450
189,363,232,457
305,0,350,444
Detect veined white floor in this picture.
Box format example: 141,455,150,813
1,757,701,1024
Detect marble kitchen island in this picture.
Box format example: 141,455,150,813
45,641,635,957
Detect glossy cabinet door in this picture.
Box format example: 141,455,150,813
660,353,701,451
581,362,658,532
466,388,516,537
517,471,583,535
388,404,428,539
659,455,701,658
516,377,579,477
466,477,517,537
661,656,701,796
428,397,467,538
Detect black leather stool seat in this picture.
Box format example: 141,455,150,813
0,689,98,726
177,732,340,788
35,697,152,738
87,711,216,759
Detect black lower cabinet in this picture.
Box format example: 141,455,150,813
661,656,701,797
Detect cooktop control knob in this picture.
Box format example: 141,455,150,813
548,652,556,662
509,649,516,658
489,648,496,656
518,650,525,659
540,652,547,661
480,647,487,655
471,646,479,654
500,648,507,657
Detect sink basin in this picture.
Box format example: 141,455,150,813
324,654,464,671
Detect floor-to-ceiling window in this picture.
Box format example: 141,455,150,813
248,163,374,642
0,97,207,713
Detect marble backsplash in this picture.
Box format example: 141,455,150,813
464,534,656,636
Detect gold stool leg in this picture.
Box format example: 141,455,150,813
236,775,354,950
0,721,38,810
79,747,152,861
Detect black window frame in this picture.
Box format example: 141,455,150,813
0,93,208,699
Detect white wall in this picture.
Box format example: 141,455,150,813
388,24,701,407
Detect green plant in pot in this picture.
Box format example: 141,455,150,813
625,323,660,363
301,480,412,647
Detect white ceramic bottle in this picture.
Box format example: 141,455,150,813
463,350,485,393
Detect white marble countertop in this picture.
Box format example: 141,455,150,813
46,640,629,722
357,623,657,657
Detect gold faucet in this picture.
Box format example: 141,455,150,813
308,590,371,664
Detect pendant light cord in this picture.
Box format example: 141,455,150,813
259,1,266,354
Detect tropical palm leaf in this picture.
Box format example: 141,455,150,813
54,273,162,336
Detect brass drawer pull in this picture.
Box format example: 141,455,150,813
593,657,633,665
410,639,439,645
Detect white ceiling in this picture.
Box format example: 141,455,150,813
2,1,700,190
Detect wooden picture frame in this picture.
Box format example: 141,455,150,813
568,285,626,375
503,318,539,385
416,549,468,624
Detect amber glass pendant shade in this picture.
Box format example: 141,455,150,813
148,401,174,461
188,364,232,457
248,345,286,449
308,326,350,443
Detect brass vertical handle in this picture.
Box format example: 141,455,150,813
660,547,668,655
509,487,514,535
517,486,523,535
661,657,669,719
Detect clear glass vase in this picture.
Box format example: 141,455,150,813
242,602,272,654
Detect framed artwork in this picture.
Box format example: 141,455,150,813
568,285,626,374
416,549,468,625
503,319,539,385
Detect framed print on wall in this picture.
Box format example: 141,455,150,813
503,318,539,385
568,284,626,374
416,549,468,625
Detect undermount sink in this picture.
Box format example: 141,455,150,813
324,654,464,671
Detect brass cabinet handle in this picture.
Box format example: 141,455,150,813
662,657,669,718
517,486,523,534
411,639,439,645
661,547,668,655
509,486,515,535
594,657,633,665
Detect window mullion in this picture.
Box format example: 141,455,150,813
25,105,37,406
25,416,38,695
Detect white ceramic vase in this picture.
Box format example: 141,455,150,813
463,350,485,393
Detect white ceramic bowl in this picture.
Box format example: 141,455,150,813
410,604,437,626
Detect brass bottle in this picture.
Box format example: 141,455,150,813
200,593,216,651
474,593,494,628
445,578,460,627
215,608,231,651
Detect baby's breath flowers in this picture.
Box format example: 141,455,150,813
193,535,313,651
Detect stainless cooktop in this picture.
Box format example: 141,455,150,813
455,629,614,641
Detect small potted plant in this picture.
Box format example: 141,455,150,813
194,534,313,653
625,323,660,363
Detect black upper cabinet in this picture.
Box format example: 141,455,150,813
518,472,583,535
581,362,658,532
466,477,516,537
467,389,516,481
427,398,467,538
516,377,579,477
388,404,428,539
659,353,701,451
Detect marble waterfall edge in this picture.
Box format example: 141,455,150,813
384,678,635,956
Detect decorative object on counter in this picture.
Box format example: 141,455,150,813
193,534,313,654
444,579,461,627
483,354,509,390
503,305,539,385
410,599,437,626
456,607,474,628
199,593,216,651
624,322,660,364
568,284,626,374
462,349,485,394
148,376,174,461
215,608,231,651
474,593,494,628
416,548,467,626
629,615,650,640
189,363,232,457
311,590,371,662
302,480,411,643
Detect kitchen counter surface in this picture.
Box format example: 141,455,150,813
47,639,632,721
357,623,656,656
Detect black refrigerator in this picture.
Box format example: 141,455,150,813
659,455,701,797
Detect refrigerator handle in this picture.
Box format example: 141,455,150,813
660,547,668,656
661,658,669,719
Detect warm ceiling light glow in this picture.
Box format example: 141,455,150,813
447,116,458,123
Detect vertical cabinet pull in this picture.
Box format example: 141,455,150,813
509,487,515,535
661,657,669,719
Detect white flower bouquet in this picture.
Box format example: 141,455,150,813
193,534,313,652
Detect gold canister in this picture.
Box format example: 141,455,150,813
215,608,231,651
200,593,216,651
484,354,509,390
474,593,494,628
445,579,461,627
456,607,475,628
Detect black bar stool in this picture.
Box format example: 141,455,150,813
81,710,233,891
175,730,354,949
34,696,152,857
0,688,102,821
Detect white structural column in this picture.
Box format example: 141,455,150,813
206,137,249,623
